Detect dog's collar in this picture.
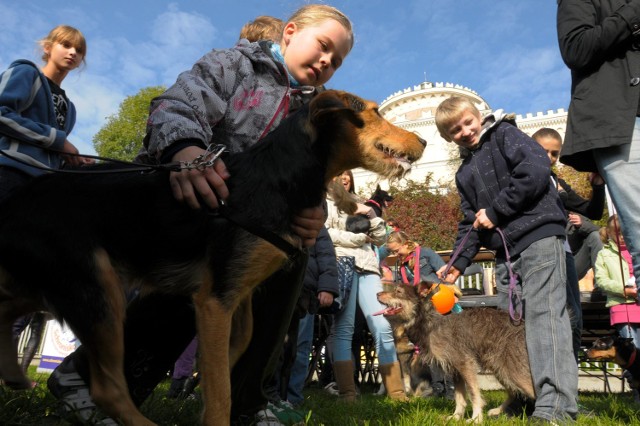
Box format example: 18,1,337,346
366,199,381,209
211,205,300,257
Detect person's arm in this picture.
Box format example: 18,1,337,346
484,125,552,227
368,217,387,246
448,175,481,273
558,177,605,220
594,247,626,297
0,64,66,150
314,227,339,306
143,49,239,209
557,0,640,71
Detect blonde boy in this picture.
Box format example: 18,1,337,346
435,96,578,423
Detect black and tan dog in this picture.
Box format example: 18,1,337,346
0,90,425,426
376,282,535,423
364,184,393,217
587,336,640,389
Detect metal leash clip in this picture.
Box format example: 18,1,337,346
182,144,227,171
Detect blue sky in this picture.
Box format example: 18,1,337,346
0,1,567,156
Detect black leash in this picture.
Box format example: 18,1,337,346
0,148,180,174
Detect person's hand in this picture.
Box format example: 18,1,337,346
625,286,638,298
589,172,604,186
437,264,461,284
568,212,583,228
169,146,230,209
473,209,495,230
317,291,334,308
355,203,375,218
292,205,324,247
61,140,82,167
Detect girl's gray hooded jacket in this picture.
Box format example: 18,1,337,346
138,39,316,163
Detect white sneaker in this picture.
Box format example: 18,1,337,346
47,357,117,425
254,408,284,426
323,381,339,395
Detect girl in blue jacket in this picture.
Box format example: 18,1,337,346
0,25,88,202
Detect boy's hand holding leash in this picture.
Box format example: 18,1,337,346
474,209,495,230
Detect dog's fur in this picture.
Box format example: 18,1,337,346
587,336,640,389
0,90,425,426
376,282,534,423
364,184,393,217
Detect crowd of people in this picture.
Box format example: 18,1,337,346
4,1,640,425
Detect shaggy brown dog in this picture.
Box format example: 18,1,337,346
376,282,535,423
0,90,425,426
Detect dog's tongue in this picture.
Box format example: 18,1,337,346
372,306,403,316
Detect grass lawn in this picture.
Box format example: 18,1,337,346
2,370,640,425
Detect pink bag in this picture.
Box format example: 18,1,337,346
610,303,640,326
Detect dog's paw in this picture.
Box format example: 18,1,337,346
446,413,464,421
487,407,503,417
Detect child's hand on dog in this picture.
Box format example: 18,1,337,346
474,209,495,229
169,146,231,210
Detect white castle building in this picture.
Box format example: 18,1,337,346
352,81,568,194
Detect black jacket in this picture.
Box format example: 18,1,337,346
453,114,567,271
300,226,339,314
557,0,640,171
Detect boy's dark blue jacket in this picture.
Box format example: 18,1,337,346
452,111,567,272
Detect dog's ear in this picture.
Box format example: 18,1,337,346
309,91,365,129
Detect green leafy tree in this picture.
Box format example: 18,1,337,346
93,86,165,161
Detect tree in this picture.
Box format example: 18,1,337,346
93,86,165,161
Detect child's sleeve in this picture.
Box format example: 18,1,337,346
594,249,626,297
0,65,65,150
144,49,236,161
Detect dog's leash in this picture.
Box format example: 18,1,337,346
442,226,521,322
495,227,522,322
0,144,227,174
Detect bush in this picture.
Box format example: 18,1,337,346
385,174,461,251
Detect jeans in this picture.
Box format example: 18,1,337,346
565,253,583,363
616,322,640,349
287,313,314,405
594,117,640,286
572,230,603,280
329,272,397,365
495,236,578,421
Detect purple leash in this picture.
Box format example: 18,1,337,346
495,227,522,322
444,226,522,322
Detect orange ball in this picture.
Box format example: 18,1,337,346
431,284,456,314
